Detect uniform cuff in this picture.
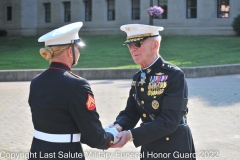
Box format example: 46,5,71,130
128,130,134,142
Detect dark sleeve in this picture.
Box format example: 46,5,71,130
114,86,141,130
69,79,112,149
131,70,188,147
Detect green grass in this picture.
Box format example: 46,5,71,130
0,35,239,70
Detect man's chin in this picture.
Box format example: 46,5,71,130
133,59,141,65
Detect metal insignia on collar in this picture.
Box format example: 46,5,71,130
146,69,151,74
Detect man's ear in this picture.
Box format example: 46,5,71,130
151,40,159,53
66,47,73,57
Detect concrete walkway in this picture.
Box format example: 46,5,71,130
0,74,240,160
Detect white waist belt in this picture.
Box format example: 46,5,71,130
34,129,81,143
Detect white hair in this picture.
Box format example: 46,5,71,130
151,35,161,43
149,35,161,53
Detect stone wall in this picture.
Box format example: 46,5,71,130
21,0,38,36
0,0,240,36
0,0,22,35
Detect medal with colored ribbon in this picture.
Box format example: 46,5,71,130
139,72,146,86
148,75,168,96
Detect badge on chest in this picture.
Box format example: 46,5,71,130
139,72,146,86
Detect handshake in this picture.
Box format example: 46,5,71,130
104,124,132,148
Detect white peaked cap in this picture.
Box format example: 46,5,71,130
120,24,164,44
38,22,85,47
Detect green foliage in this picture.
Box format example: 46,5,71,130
232,14,240,36
0,35,240,70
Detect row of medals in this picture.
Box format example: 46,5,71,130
140,76,167,110
147,81,167,96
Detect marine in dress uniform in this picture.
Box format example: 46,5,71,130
28,22,118,160
112,24,196,160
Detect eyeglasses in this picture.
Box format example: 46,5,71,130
126,39,145,49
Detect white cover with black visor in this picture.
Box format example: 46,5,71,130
38,22,85,47
38,22,85,66
120,24,164,44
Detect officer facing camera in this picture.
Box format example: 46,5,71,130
28,22,118,160
110,24,196,160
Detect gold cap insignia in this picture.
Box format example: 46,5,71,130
126,27,130,31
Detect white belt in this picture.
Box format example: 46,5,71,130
34,129,81,143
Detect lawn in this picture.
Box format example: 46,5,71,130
0,35,239,70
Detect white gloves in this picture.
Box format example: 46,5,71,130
104,127,120,144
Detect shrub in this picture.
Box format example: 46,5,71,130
232,14,240,36
0,30,7,37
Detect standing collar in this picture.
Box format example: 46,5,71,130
141,56,160,71
140,56,165,74
49,62,71,71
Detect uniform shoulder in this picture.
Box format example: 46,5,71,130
33,73,41,79
66,71,89,85
161,61,182,72
67,71,82,79
32,71,44,80
66,71,92,93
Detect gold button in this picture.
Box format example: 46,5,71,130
143,114,146,118
162,64,165,66
141,88,144,92
166,137,169,141
132,94,134,97
141,101,144,104
153,96,156,99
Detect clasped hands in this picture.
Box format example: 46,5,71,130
104,124,131,148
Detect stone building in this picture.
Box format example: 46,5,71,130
0,0,240,36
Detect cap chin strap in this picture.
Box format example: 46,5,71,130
71,44,76,66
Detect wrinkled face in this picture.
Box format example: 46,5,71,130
127,38,154,68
